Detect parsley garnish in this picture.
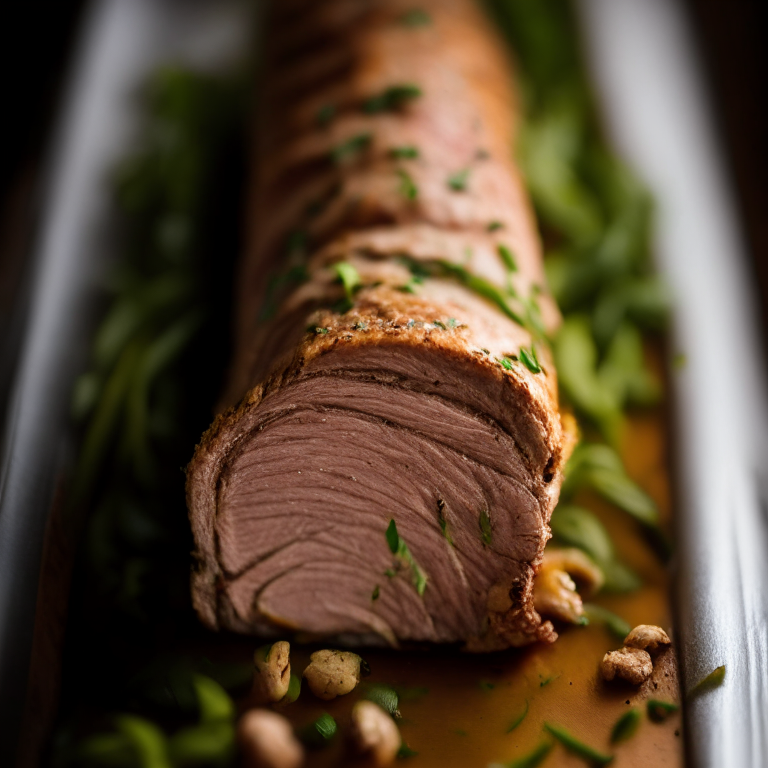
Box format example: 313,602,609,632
447,168,470,191
353,321,368,331
333,262,361,300
397,744,419,759
543,723,613,766
299,713,337,747
497,243,518,273
316,103,336,127
519,345,541,373
330,132,372,163
689,665,726,698
397,168,418,200
487,220,504,232
647,699,679,722
364,684,400,718
399,9,431,27
385,519,428,596
506,700,529,732
497,357,515,371
611,709,640,743
389,145,419,159
371,585,380,601
363,84,422,113
432,320,446,330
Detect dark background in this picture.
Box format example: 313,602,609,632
1,0,767,363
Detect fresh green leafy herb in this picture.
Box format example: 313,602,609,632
399,8,431,27
479,509,493,545
385,520,428,596
447,317,459,328
647,699,679,722
313,327,330,335
582,604,631,639
333,262,362,306
371,585,380,602
543,723,613,766
398,743,419,758
397,168,419,200
688,665,726,698
316,103,336,127
611,709,641,743
447,168,470,191
498,244,518,273
489,740,554,768
385,568,397,578
300,713,337,748
561,443,660,527
363,84,422,113
389,145,420,159
488,220,505,232
330,132,372,163
433,320,447,330
519,345,541,374
365,684,400,717
498,356,515,371
539,674,557,687
506,700,529,732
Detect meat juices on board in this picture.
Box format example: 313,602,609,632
187,0,574,650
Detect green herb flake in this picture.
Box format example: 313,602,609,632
365,684,400,718
389,145,420,159
447,168,470,191
497,244,518,273
384,519,428,596
371,585,380,602
314,327,330,335
487,220,504,232
384,568,397,578
330,132,372,163
353,321,368,331
316,104,336,127
447,317,458,328
543,723,613,766
689,665,726,698
647,699,679,722
497,357,514,371
397,168,418,200
519,346,542,374
333,261,361,301
301,713,337,747
399,9,431,27
583,604,631,639
432,320,447,330
506,700,529,733
282,674,301,704
479,509,492,546
363,84,422,114
398,743,419,759
611,708,641,743
489,740,554,768
539,674,557,688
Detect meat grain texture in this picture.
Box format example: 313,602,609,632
187,0,574,650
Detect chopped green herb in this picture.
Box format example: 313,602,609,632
489,740,554,768
447,317,458,328
543,723,613,766
300,713,337,748
397,744,419,759
399,8,431,27
363,84,422,114
384,568,396,578
397,168,418,200
583,604,631,639
480,348,491,355
389,145,420,159
519,346,542,374
506,700,529,732
313,327,330,335
488,220,505,232
647,699,679,722
479,509,492,546
497,357,514,371
365,684,400,717
432,320,447,330
689,665,726,698
371,585,380,602
539,674,557,688
316,103,336,127
333,262,361,303
385,520,428,596
437,499,453,545
497,244,518,273
611,709,641,743
353,321,368,331
447,168,470,191
330,132,372,163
